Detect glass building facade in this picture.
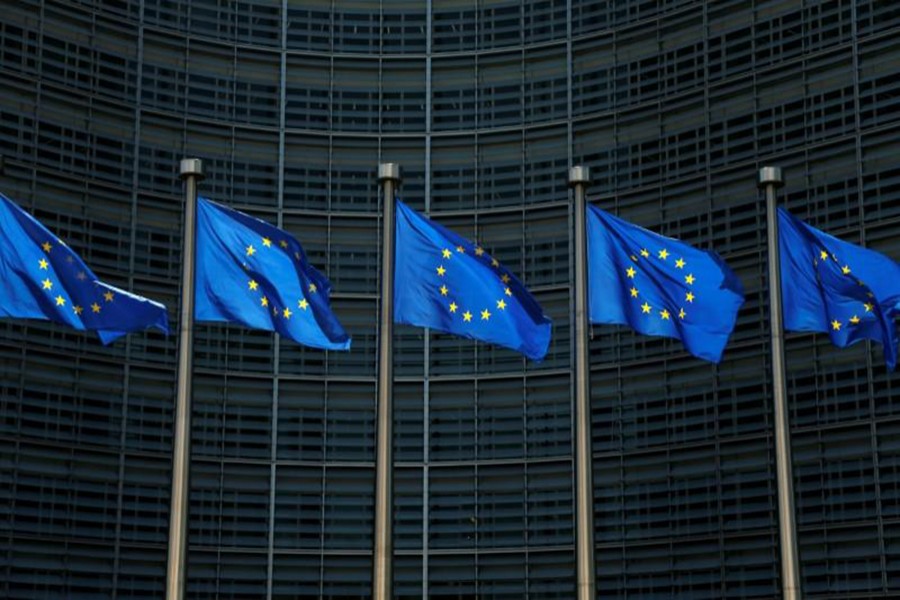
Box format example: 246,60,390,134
1,0,899,597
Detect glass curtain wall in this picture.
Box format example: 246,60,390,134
0,1,899,598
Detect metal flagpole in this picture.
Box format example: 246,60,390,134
760,166,802,600
570,166,597,600
373,162,400,600
165,158,204,600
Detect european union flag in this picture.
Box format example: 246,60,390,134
0,193,169,343
393,200,551,361
586,205,745,363
779,208,900,369
195,197,350,351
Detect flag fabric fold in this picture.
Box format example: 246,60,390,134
586,205,745,363
393,200,551,361
0,192,169,342
778,208,900,369
195,197,350,351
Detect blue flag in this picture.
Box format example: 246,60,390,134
586,205,745,363
779,208,900,369
0,193,169,343
393,200,551,361
195,197,350,351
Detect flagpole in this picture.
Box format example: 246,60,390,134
760,166,802,600
570,166,597,600
373,162,400,600
165,158,203,600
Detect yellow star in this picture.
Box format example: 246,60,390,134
481,308,491,320
440,285,449,296
449,302,458,313
41,241,52,252
491,258,500,268
658,249,669,260
675,258,685,269
42,278,53,290
820,250,829,260
640,248,649,258
463,310,473,322
246,245,256,256
294,252,301,261
272,306,279,317
261,296,269,307
630,287,638,298
298,299,309,310
309,283,317,293
475,247,485,256
442,248,452,259
679,308,686,320
864,302,873,313
91,303,101,313
831,319,841,331
626,266,636,279
660,309,670,320
76,272,86,281
630,255,638,262
685,291,695,303
501,274,510,284
283,307,292,319
262,237,272,247
841,265,851,275
504,287,512,297
436,265,446,276
73,305,83,315
38,258,48,270
496,299,507,310
456,245,465,253
641,302,651,314
850,315,860,324
248,280,259,291
279,240,288,248
104,291,114,302
55,295,65,306
65,255,74,264
685,274,695,285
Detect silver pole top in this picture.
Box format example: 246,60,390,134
569,166,591,186
180,158,204,180
758,166,784,188
378,163,401,182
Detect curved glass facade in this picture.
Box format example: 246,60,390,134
1,0,900,598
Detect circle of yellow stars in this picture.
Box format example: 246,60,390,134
436,244,516,327
627,246,692,325
243,234,316,321
33,239,115,320
813,247,876,333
